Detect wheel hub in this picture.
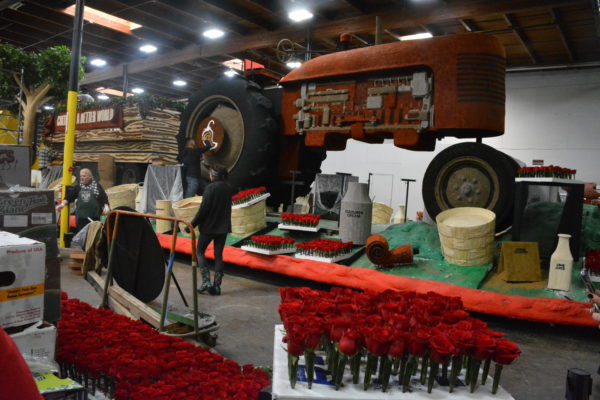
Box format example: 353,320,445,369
443,166,494,208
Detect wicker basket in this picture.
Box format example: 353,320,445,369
155,200,173,233
172,196,202,235
372,202,393,224
436,207,496,266
106,184,139,209
231,200,266,237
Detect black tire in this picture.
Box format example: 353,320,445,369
422,142,516,231
177,76,278,193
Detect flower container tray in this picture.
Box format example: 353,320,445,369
515,178,583,184
241,245,296,255
589,270,600,282
278,223,320,232
271,325,514,400
232,193,271,209
295,252,352,263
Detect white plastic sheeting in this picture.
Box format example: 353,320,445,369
139,165,183,214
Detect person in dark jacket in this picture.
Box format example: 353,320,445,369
56,168,110,232
181,138,212,198
187,164,232,295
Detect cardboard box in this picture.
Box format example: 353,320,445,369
0,231,45,328
10,321,56,360
0,189,55,233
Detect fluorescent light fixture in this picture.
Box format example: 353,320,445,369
96,87,133,97
286,61,302,69
224,69,236,77
97,94,109,100
203,28,225,39
288,8,313,22
43,105,54,110
399,32,433,41
173,80,187,87
90,58,107,67
139,44,157,53
62,5,141,34
222,58,243,71
131,87,144,94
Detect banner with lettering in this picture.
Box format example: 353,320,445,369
51,106,123,132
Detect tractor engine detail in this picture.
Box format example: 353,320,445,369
290,71,433,149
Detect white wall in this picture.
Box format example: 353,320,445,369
319,68,600,220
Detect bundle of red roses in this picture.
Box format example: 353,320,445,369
279,287,520,394
231,186,268,206
244,235,295,251
295,238,353,259
57,295,270,400
517,166,576,179
280,213,320,227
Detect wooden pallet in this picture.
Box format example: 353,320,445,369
67,250,85,275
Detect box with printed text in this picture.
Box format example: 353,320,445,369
0,189,55,233
0,231,45,328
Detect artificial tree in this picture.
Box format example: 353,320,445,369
0,43,84,146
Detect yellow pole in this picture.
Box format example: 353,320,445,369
59,90,78,247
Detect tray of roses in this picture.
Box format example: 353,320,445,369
271,326,514,400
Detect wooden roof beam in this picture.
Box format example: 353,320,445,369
550,7,575,62
198,0,278,31
504,13,539,64
344,0,369,14
84,0,581,85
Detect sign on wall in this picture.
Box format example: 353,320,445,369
51,107,123,132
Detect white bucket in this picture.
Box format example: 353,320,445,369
436,207,496,266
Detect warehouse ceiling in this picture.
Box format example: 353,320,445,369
1,0,599,100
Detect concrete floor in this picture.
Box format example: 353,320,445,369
60,248,600,400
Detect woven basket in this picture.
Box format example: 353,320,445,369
155,200,173,233
172,196,202,235
436,207,496,266
106,184,139,209
372,202,393,224
231,200,266,237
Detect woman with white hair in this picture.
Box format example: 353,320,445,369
56,168,110,231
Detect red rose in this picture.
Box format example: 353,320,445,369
329,317,352,342
339,328,363,356
388,330,411,358
442,309,470,324
364,326,392,356
278,301,303,320
448,328,474,356
408,327,432,357
472,332,497,361
429,334,456,364
493,339,521,365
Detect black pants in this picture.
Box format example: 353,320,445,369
196,233,227,274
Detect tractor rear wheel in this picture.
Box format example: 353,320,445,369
422,142,516,231
177,76,278,192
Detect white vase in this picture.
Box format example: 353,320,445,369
547,233,574,291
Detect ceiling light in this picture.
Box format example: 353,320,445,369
139,44,157,53
131,87,144,94
286,61,302,69
173,80,187,87
399,32,433,41
224,69,236,77
97,94,109,100
203,28,225,39
90,58,107,67
288,9,313,22
43,105,54,110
